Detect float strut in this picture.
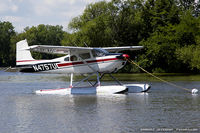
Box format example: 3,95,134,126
96,72,101,87
69,73,73,88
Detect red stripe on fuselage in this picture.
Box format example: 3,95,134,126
57,58,118,67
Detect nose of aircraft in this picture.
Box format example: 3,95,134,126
116,54,130,60
122,54,130,59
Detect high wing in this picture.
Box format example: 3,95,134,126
102,46,143,52
27,45,143,54
28,45,93,54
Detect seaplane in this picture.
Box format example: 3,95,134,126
16,39,150,95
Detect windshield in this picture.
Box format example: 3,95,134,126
92,48,109,57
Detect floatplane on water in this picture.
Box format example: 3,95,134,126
16,39,150,95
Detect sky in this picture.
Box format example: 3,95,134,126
0,0,108,33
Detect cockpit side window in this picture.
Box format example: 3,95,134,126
92,50,97,57
79,53,91,59
64,57,69,61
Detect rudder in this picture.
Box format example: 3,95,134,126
16,39,34,66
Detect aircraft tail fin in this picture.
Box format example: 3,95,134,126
16,39,34,66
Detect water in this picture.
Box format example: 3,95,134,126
0,71,199,133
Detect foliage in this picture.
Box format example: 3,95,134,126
176,45,200,70
15,24,64,60
67,0,200,73
0,21,15,66
174,10,200,71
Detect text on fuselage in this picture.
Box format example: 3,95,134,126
33,63,58,71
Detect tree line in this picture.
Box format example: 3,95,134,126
0,0,200,73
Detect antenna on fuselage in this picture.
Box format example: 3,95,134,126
73,42,78,47
84,42,89,47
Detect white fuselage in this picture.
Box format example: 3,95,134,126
18,54,126,74
16,39,128,74
55,55,125,73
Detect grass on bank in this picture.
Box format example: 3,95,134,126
58,73,200,82
1,67,200,82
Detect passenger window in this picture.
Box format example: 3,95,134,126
79,53,91,59
64,57,69,61
70,55,78,61
92,50,97,57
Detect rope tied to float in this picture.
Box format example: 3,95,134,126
125,58,198,94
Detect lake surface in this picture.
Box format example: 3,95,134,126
0,70,199,133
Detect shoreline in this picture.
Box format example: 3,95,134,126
1,68,200,82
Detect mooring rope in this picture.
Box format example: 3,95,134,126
126,58,192,92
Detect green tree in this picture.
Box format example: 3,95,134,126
142,0,180,33
139,25,183,72
176,45,200,70
137,0,182,72
16,24,64,59
175,13,200,70
68,0,145,47
68,1,117,47
0,21,15,66
175,10,200,47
